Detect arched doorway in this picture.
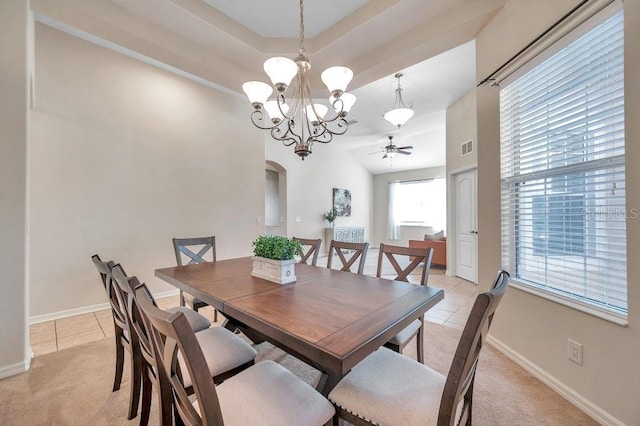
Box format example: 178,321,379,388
265,161,287,236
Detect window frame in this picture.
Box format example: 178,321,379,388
498,4,627,325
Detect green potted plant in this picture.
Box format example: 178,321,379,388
251,235,302,284
323,207,337,228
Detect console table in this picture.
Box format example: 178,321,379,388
324,226,365,254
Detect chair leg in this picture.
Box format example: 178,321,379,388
179,291,185,307
126,346,142,420
417,317,425,364
214,309,218,322
139,371,152,426
112,334,125,392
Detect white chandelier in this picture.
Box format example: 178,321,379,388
383,73,414,128
242,0,355,160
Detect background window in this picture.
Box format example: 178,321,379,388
393,178,446,230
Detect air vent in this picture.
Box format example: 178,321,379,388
461,140,473,156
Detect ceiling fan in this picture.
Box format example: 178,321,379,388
370,136,413,159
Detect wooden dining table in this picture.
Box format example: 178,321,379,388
155,256,444,395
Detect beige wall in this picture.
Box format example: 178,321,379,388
446,90,477,171
471,1,640,424
372,167,446,247
266,140,372,251
29,25,266,317
0,0,30,376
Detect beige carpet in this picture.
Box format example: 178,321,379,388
0,322,596,425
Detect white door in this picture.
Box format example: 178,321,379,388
455,169,477,282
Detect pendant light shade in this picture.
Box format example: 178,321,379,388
263,57,298,91
264,101,290,123
384,108,414,128
321,66,353,96
305,104,328,124
242,81,273,107
331,93,356,116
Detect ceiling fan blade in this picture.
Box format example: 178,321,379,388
397,150,412,155
396,145,413,150
368,150,385,155
382,153,388,159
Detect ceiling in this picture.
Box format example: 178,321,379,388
31,0,505,174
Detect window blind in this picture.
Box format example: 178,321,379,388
500,9,627,317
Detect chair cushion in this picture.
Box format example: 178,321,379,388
179,327,257,388
214,360,335,425
387,319,421,346
329,348,445,426
167,306,211,332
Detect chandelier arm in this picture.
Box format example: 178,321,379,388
269,123,300,147
276,92,296,121
330,97,345,119
323,117,349,136
249,109,281,131
310,131,334,145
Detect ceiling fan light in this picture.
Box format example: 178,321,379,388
384,108,414,128
331,93,356,116
321,66,353,97
242,81,273,108
387,151,396,159
305,104,328,124
264,100,289,123
263,57,298,91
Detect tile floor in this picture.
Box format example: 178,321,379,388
30,252,480,357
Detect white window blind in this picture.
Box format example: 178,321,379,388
500,8,627,318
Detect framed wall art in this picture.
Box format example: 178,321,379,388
332,188,352,217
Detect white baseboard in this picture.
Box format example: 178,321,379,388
487,335,624,426
0,358,30,379
29,289,180,324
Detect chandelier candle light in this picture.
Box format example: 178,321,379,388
383,72,414,128
242,0,356,159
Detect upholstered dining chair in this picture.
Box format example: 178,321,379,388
134,283,336,426
377,243,434,363
112,265,257,425
328,271,510,426
172,236,217,320
91,254,141,420
327,240,370,275
292,237,322,266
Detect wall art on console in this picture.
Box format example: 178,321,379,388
333,188,352,217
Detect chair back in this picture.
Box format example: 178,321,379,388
438,270,510,425
327,240,370,275
135,283,224,426
173,236,216,266
292,237,322,266
112,266,174,424
376,243,433,285
91,255,129,335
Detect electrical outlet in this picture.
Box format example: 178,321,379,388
567,339,583,365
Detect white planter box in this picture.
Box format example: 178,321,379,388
251,257,296,284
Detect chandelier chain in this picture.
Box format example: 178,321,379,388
298,0,305,56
